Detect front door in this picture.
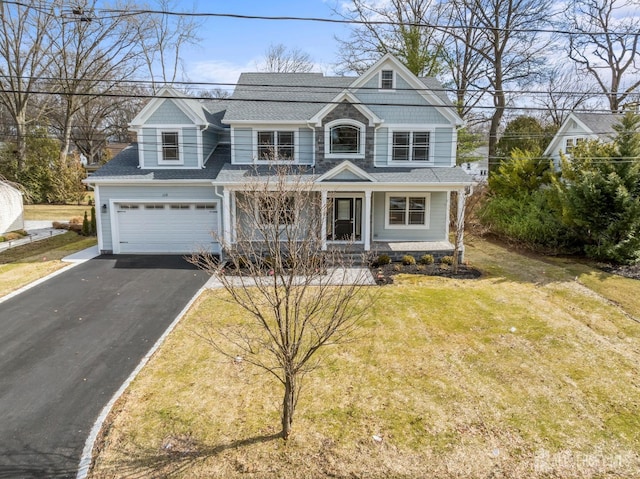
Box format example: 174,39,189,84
329,197,362,241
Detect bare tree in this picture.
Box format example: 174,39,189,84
335,0,443,76
131,0,202,92
0,0,56,171
565,0,640,112
534,65,597,127
190,166,372,440
443,0,554,172
258,43,314,73
437,0,490,120
49,0,144,162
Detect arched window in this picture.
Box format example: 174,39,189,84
325,119,366,158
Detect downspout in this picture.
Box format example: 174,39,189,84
212,185,225,259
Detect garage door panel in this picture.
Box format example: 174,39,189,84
115,203,219,254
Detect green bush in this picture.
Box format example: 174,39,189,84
0,236,5,242
440,255,455,265
419,254,434,265
82,211,90,236
377,254,391,265
401,255,416,265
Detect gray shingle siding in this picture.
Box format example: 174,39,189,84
146,99,193,124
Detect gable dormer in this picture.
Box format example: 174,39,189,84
129,86,210,170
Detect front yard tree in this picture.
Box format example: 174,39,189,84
190,167,372,440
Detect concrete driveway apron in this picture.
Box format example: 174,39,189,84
0,255,209,478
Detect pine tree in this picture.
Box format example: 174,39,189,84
82,211,90,236
90,205,96,236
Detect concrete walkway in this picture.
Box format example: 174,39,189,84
0,221,67,252
205,267,376,288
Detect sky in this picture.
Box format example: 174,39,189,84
181,1,350,87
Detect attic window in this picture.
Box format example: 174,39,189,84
380,70,394,90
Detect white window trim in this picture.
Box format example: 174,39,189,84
253,129,299,163
157,129,184,165
379,69,396,91
388,129,434,164
384,193,431,230
325,119,366,160
254,196,296,227
563,136,586,155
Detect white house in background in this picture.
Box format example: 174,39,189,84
85,54,473,260
0,180,24,234
461,146,488,183
544,112,622,167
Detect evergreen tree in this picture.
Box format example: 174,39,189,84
556,112,640,264
90,206,97,236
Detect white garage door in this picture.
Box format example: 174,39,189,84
115,202,219,254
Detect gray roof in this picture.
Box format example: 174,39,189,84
223,72,454,123
573,113,622,138
89,144,229,181
215,162,472,185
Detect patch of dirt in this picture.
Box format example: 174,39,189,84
371,263,482,285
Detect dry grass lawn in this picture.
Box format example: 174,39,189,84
23,200,94,221
0,232,96,297
89,236,640,478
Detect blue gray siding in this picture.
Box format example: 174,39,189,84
371,191,449,241
202,129,218,163
146,99,193,124
140,127,200,168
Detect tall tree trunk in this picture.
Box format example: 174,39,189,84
281,373,296,440
15,110,27,172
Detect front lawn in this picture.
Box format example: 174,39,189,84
23,198,94,221
0,232,97,297
88,237,640,478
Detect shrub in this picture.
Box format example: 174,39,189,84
90,206,97,236
0,236,5,242
392,264,402,272
3,232,23,241
52,221,69,230
419,254,434,265
376,254,391,265
69,216,83,225
441,255,455,265
82,211,90,236
401,255,416,265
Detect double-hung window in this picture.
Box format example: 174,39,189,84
161,131,180,162
564,137,585,155
392,131,430,162
258,196,295,226
386,194,429,228
257,131,295,161
380,70,394,90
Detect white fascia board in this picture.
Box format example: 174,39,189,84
83,179,215,186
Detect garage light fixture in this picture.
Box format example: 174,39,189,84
102,203,107,213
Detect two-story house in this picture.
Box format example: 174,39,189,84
85,54,473,260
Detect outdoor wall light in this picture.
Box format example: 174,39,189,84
102,203,107,213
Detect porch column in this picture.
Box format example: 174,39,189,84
455,187,468,262
364,190,372,251
321,190,328,251
223,189,232,246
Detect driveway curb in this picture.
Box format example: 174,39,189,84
75,285,207,479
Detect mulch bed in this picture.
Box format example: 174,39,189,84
370,263,482,285
598,263,640,281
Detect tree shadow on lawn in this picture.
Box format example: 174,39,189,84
101,432,282,478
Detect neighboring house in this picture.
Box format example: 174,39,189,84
85,54,473,260
0,180,24,234
544,112,622,167
461,146,488,183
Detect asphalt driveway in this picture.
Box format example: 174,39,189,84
0,255,209,478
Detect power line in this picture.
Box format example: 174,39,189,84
4,0,640,37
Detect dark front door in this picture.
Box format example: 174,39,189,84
330,197,362,241
334,198,354,240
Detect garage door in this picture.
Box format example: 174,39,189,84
115,202,219,254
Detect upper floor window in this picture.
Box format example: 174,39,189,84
257,130,295,161
564,137,585,155
325,119,366,159
391,131,431,162
161,131,179,161
380,70,394,90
